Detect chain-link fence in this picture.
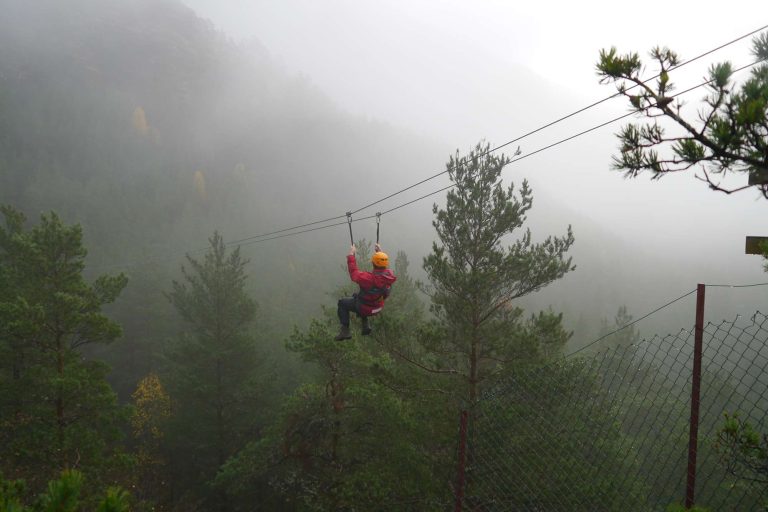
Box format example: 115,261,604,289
455,310,768,511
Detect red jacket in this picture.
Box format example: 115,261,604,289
347,254,397,316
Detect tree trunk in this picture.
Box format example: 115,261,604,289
330,367,340,463
11,344,23,414
215,357,228,512
469,320,479,403
216,357,224,467
56,332,65,468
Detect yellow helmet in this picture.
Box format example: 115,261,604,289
371,251,389,268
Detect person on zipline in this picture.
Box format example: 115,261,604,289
335,243,397,341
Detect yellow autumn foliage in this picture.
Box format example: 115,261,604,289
193,170,207,202
132,106,149,136
131,373,170,441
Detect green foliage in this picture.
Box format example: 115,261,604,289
0,471,130,512
596,31,768,198
94,488,130,512
39,470,83,512
596,47,642,80
0,475,26,512
716,412,768,484
163,232,264,507
0,205,130,495
420,141,575,401
218,246,451,511
598,305,641,349
760,240,768,272
469,360,651,510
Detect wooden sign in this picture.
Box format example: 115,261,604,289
748,170,768,186
745,236,768,255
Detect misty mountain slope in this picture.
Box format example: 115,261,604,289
0,0,450,395
0,0,444,266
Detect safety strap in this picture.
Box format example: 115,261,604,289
358,284,391,305
347,212,383,247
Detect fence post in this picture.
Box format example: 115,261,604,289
685,283,706,509
454,410,469,512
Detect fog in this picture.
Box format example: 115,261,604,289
1,0,764,346
179,0,768,330
1,0,767,507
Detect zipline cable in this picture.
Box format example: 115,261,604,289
368,58,764,220
228,213,348,245
225,23,768,244
505,59,763,167
345,23,768,217
237,215,378,247
91,55,766,267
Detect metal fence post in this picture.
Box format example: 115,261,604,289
454,410,469,512
685,283,706,509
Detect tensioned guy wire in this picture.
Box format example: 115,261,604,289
705,282,768,288
564,281,768,359
564,289,698,359
476,283,768,403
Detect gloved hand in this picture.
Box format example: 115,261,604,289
374,243,381,252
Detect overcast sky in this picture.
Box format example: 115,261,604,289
181,0,762,139
180,0,768,310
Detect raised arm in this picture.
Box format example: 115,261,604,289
346,245,374,287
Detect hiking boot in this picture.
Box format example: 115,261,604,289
334,325,352,341
361,317,372,336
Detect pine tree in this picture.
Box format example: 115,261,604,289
164,232,261,509
0,470,130,512
420,141,575,402
0,206,128,493
596,31,768,198
217,242,447,511
598,305,641,349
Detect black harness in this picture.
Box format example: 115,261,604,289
356,271,392,306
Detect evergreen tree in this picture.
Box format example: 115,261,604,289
596,31,768,198
420,141,575,402
598,305,641,349
163,232,261,510
0,470,130,512
218,243,448,511
716,412,768,486
0,206,128,494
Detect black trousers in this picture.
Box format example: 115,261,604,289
337,297,360,327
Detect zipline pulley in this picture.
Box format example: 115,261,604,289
346,211,384,247
346,212,354,245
